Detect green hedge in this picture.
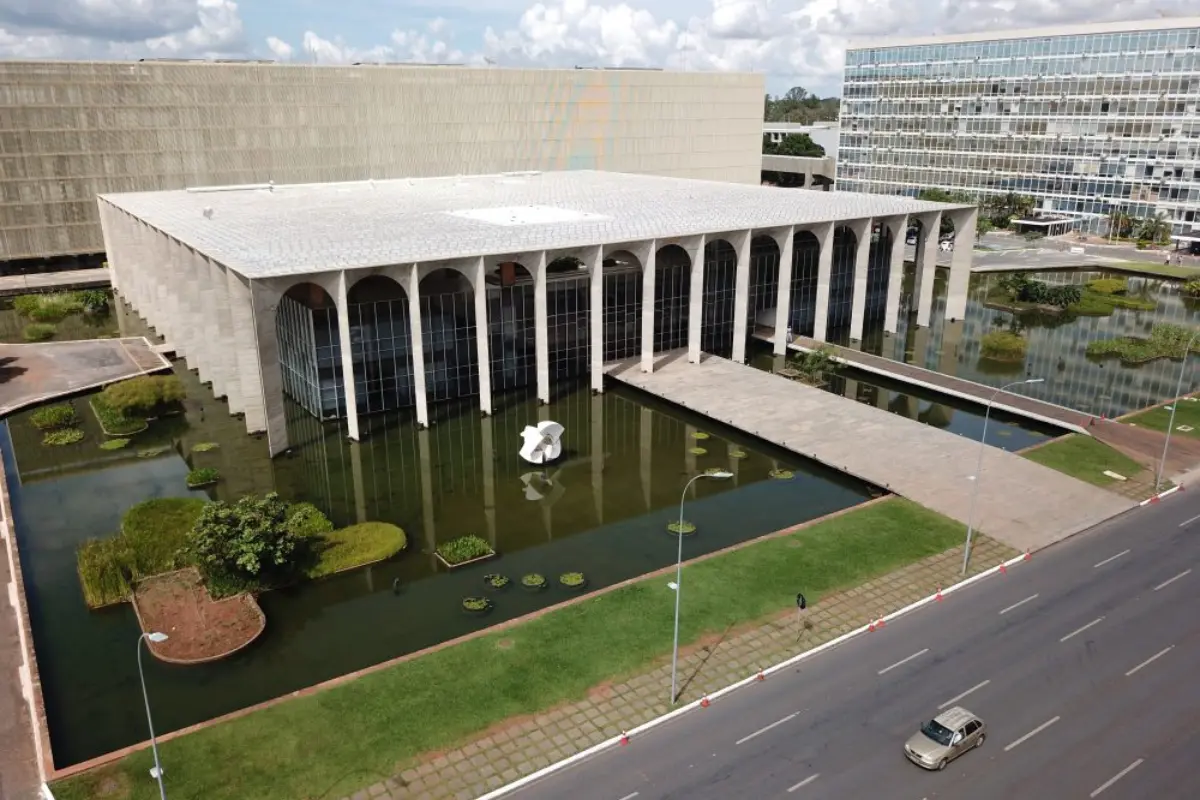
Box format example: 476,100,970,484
306,523,408,579
90,395,149,436
30,404,77,431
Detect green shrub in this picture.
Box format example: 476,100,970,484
22,323,56,342
1086,277,1129,296
483,573,510,589
186,467,221,488
100,375,186,416
305,522,407,579
521,573,547,589
186,493,302,587
980,330,1028,362
285,502,334,538
462,597,491,613
30,404,76,431
11,295,40,317
559,571,587,587
13,292,84,323
98,438,131,451
122,497,207,579
77,290,110,314
435,534,494,566
90,395,149,436
1184,280,1200,299
42,428,84,446
75,537,133,608
1086,323,1200,364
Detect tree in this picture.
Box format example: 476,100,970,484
983,193,1035,227
763,133,825,158
1135,213,1171,245
187,493,303,585
100,375,185,415
764,86,840,123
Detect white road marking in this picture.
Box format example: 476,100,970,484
1125,646,1174,677
1180,513,1200,528
1060,617,1105,642
616,794,639,800
735,712,798,745
938,680,991,709
999,594,1039,615
1090,758,1144,797
1093,549,1130,568
1003,716,1060,752
878,649,929,675
786,774,820,792
1154,569,1191,591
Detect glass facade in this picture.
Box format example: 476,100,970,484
273,232,891,422
840,24,1200,238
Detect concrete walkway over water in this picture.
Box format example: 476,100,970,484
0,337,170,417
0,268,111,297
782,334,1093,433
607,352,1135,553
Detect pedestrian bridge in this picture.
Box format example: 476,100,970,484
605,351,1134,554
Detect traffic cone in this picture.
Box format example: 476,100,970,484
1151,495,1161,504
700,694,710,708
875,615,887,630
1023,552,1032,561
619,731,629,746
999,561,1007,574
756,669,765,682
935,585,943,602
868,618,877,632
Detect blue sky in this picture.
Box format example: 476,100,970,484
1,1,1196,98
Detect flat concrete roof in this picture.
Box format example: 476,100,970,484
99,170,966,280
847,16,1200,50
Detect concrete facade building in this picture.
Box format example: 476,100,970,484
0,60,764,265
838,18,1200,242
97,170,974,456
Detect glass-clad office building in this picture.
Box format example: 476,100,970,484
838,18,1200,242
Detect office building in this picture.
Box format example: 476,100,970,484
97,170,974,455
838,18,1200,244
0,61,764,266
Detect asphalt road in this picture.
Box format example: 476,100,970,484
510,492,1200,800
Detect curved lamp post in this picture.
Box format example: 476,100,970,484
1155,329,1199,492
669,469,733,705
138,631,170,800
962,378,1044,575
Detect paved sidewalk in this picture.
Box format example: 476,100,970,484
340,536,1017,800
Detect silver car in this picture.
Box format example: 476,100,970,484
904,706,986,771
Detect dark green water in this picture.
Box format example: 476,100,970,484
3,376,870,767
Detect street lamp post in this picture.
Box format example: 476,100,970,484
669,469,733,705
1155,329,1199,492
138,631,170,800
962,378,1044,575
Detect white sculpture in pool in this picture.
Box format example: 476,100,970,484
519,420,564,464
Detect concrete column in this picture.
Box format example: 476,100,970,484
588,246,604,392
208,255,242,411
250,280,289,455
915,212,941,328
350,441,367,524
227,269,267,437
97,202,121,294
946,208,977,321
883,216,908,334
848,218,872,342
417,429,437,570
334,270,361,441
472,257,493,415
811,222,835,342
197,250,227,396
127,214,152,321
730,230,752,363
640,241,657,372
180,242,205,373
406,265,429,427
639,406,652,509
150,232,177,349
591,392,604,525
481,416,497,547
533,251,550,404
686,234,706,364
772,226,795,355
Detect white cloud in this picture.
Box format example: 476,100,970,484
265,34,293,60
0,0,247,59
1,0,1196,95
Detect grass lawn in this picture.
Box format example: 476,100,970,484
89,395,149,436
1123,398,1200,440
54,498,963,800
1109,260,1200,280
306,522,408,579
1023,435,1144,487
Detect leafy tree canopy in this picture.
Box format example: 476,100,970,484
764,86,840,123
762,133,826,158
186,493,304,584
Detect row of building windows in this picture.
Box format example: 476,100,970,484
846,54,1200,83
844,75,1200,97
847,28,1200,66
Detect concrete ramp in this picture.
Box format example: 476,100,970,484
607,353,1135,553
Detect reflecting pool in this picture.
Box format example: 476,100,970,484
3,373,870,767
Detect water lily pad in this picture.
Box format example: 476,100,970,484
768,468,795,480
691,431,710,440
688,446,708,455
729,448,749,459
667,520,697,535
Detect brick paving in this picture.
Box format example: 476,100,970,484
339,536,1016,800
